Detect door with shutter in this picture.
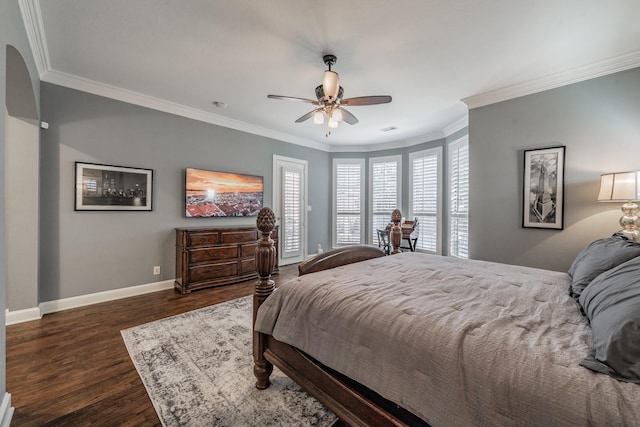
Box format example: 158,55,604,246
273,155,307,265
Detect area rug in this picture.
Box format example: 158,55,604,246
121,296,337,427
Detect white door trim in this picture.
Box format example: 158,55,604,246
273,155,308,265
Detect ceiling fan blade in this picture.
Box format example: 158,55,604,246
341,95,392,106
267,95,319,105
295,109,318,123
340,108,359,125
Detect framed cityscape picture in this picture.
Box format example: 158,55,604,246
522,146,565,229
75,162,153,211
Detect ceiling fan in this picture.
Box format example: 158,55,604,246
267,54,392,131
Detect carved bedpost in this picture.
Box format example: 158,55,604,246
390,209,402,254
253,207,276,390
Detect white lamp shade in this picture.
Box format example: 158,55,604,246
313,110,324,125
322,71,340,100
332,108,343,122
598,171,640,201
328,118,338,129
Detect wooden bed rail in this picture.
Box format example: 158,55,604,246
252,207,429,426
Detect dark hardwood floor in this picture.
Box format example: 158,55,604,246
7,264,299,426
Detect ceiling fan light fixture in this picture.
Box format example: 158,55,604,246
322,70,340,101
313,110,324,125
332,107,343,122
267,54,391,130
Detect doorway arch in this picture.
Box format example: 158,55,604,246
5,44,40,319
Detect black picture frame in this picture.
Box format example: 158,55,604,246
522,146,565,229
75,162,153,211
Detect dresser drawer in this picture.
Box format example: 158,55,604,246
221,230,257,244
189,245,238,264
239,258,256,275
187,232,220,247
189,261,238,282
240,242,258,258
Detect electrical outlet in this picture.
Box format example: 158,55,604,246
153,266,161,275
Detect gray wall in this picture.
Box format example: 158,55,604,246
2,0,41,403
469,67,640,272
40,83,330,302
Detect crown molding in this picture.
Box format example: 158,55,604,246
330,130,447,153
41,69,332,152
332,115,469,153
42,66,466,154
19,0,49,77
19,0,331,151
19,0,638,152
462,50,640,109
18,0,459,154
443,115,468,136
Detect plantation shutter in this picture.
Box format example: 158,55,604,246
410,148,442,253
370,156,401,243
334,160,364,245
281,166,302,259
449,139,469,258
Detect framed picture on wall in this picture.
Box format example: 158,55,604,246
75,162,153,211
522,146,565,229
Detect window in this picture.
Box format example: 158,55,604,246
369,155,401,243
333,159,365,246
449,137,469,258
409,147,442,253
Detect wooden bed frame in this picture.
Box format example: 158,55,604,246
252,208,427,426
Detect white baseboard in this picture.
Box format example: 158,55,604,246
5,307,41,326
0,393,13,427
6,279,175,325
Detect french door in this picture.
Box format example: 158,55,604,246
273,155,307,265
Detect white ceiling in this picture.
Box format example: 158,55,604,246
20,0,640,151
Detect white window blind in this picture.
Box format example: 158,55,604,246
333,159,364,246
449,138,469,258
409,147,442,253
370,156,401,243
282,167,302,258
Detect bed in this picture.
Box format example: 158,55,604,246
251,207,640,426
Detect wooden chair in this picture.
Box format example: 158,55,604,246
400,217,419,251
377,228,391,255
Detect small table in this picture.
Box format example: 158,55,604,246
378,228,417,254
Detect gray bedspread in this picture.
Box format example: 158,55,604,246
254,252,640,426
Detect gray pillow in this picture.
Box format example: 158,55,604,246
568,234,640,298
578,256,640,383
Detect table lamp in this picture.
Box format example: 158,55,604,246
597,171,640,241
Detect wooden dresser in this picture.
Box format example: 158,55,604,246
175,225,278,294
